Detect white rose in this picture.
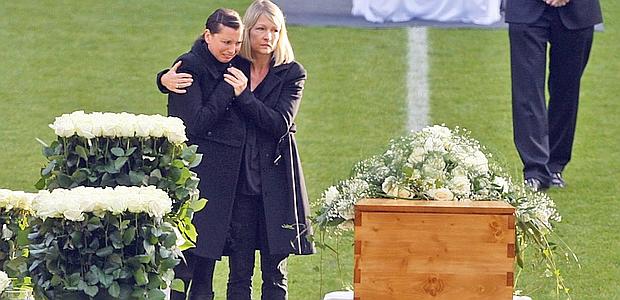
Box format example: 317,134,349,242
90,112,105,137
164,117,188,144
382,176,397,195
117,112,137,137
424,136,446,153
492,176,510,193
382,177,412,198
149,115,166,138
58,192,85,221
449,175,471,196
49,114,76,137
464,150,489,174
423,125,452,139
0,270,11,294
70,111,96,139
427,188,454,201
100,113,118,137
33,191,60,219
9,191,35,211
135,114,155,138
324,186,340,206
407,147,426,164
0,189,9,208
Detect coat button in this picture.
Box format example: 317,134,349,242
207,131,212,136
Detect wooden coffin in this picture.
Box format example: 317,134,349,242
354,199,515,300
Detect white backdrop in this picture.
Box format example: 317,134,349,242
352,0,502,25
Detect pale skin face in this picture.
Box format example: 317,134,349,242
204,25,243,63
249,15,280,59
160,25,243,93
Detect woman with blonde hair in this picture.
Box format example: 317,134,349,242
158,1,314,299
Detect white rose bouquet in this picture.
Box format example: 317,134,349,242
315,125,576,297
38,111,207,252
0,189,34,283
48,111,187,144
29,186,183,299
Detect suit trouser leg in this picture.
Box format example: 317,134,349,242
226,194,259,300
260,253,288,300
547,23,594,173
509,20,552,182
190,257,216,300
170,253,216,300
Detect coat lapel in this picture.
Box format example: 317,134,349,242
257,72,281,106
258,63,290,107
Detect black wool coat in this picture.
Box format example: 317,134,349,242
163,39,315,259
505,0,602,29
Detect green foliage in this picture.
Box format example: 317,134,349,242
36,136,204,251
29,212,178,299
0,208,31,286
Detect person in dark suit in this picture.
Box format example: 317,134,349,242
505,0,602,191
158,1,315,299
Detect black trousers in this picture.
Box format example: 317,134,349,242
171,194,288,300
509,7,594,183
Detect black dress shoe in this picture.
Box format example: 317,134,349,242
550,172,566,188
524,178,549,192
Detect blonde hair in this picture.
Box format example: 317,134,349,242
240,0,294,66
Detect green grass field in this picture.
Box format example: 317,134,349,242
2,0,618,299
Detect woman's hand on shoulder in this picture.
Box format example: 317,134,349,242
224,67,248,97
162,61,194,94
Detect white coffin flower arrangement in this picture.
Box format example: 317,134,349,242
315,125,578,298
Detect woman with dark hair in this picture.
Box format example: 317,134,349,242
160,8,245,300
159,1,314,299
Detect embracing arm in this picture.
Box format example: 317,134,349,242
167,61,234,135
235,63,306,138
156,61,194,94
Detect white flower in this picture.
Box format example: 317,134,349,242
149,115,166,138
0,270,11,294
69,111,96,139
407,147,426,164
464,150,489,174
49,113,76,137
449,175,471,196
324,186,340,206
49,111,188,144
426,188,454,201
1,224,13,241
135,114,155,138
382,176,412,198
423,125,452,139
423,136,446,153
164,117,188,144
32,186,172,220
493,176,510,193
0,189,35,211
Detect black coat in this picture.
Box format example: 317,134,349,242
164,40,315,259
505,0,602,29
